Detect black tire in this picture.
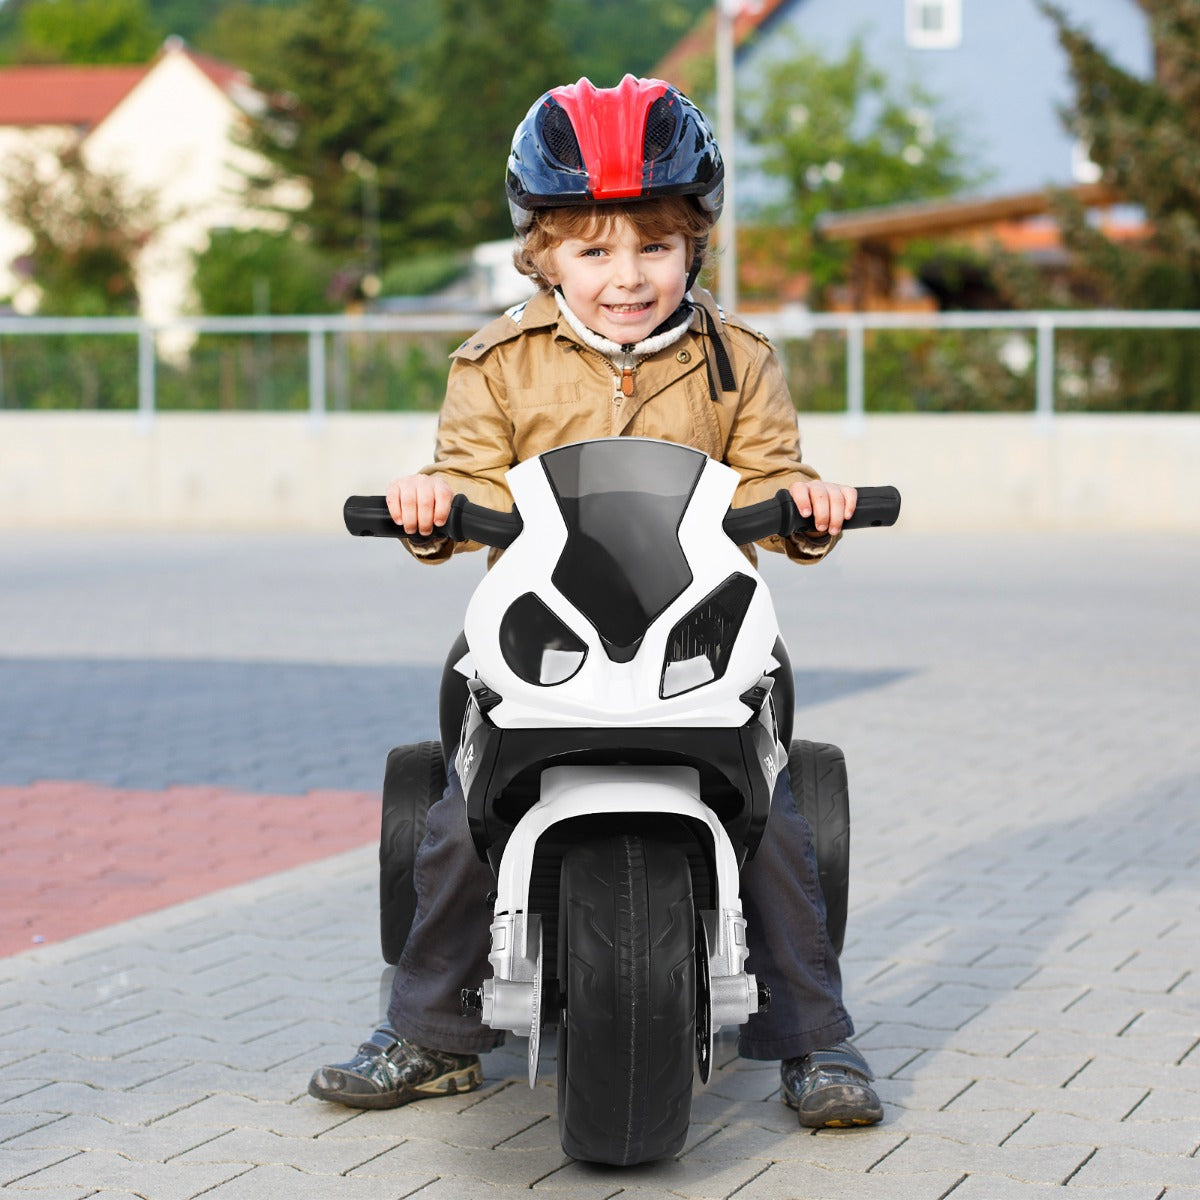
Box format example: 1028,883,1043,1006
379,740,446,965
557,835,696,1165
788,740,850,956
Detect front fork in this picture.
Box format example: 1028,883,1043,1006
464,763,764,1087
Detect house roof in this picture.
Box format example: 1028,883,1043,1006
815,182,1125,245
0,64,147,128
0,42,251,131
654,0,790,93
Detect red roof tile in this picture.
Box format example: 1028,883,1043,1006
0,45,252,132
0,64,148,128
181,46,250,94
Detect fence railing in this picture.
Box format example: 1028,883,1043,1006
3,308,1200,421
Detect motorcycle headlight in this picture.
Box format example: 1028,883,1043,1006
660,573,757,698
500,592,588,686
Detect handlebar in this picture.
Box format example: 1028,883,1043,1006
343,493,524,549
344,485,900,549
721,486,901,545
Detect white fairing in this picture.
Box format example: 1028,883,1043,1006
463,440,781,1067
463,444,782,729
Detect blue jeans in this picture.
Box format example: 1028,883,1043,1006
387,766,853,1061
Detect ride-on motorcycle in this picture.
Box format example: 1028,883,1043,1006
344,437,899,1166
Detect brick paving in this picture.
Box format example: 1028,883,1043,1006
1,530,1198,1198
0,781,377,957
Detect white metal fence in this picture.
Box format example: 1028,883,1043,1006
2,308,1200,420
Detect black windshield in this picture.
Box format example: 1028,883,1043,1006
541,440,706,662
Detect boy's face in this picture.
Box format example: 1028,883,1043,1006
543,215,689,345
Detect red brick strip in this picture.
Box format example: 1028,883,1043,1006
0,781,378,957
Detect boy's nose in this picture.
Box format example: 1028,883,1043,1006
612,252,645,287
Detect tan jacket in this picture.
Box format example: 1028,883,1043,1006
411,287,835,565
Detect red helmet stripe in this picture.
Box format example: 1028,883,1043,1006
549,75,669,200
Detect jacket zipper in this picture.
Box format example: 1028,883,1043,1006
576,343,635,402
618,346,636,397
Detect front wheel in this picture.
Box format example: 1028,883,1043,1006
557,835,695,1165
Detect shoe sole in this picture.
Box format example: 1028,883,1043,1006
783,1086,883,1129
308,1060,483,1110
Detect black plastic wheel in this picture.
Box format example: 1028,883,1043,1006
557,835,696,1165
787,740,851,955
379,740,446,965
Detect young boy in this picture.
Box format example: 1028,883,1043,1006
309,75,882,1130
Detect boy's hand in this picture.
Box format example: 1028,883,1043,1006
386,474,455,537
789,480,857,537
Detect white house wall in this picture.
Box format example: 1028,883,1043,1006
84,50,279,325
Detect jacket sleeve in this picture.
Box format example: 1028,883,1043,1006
404,356,517,564
723,333,839,564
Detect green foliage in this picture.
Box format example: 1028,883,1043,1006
1038,0,1200,294
776,330,1036,415
1019,1,1200,409
743,35,979,303
192,228,335,315
0,335,138,409
406,0,570,248
194,2,288,82
14,0,162,63
153,331,459,412
554,0,709,83
379,251,468,298
239,0,412,278
188,0,708,85
0,145,159,315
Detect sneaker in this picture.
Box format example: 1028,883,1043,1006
781,1040,883,1128
308,1027,482,1109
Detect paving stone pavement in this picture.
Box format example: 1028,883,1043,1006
1,529,1198,1199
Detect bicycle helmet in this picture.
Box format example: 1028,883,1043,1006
505,74,725,238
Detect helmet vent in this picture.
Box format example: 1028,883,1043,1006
643,97,678,160
541,103,583,169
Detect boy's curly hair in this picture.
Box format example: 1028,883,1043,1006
514,196,714,291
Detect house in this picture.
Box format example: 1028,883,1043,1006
660,0,1153,199
655,0,1154,307
0,38,300,323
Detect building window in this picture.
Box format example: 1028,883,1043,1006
906,0,962,49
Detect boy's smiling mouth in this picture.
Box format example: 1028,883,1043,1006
605,302,653,313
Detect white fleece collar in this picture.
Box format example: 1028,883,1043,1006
553,289,693,364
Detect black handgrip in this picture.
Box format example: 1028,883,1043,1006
848,486,902,529
722,485,901,544
343,492,523,549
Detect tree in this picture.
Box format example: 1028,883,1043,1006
239,0,412,291
406,0,570,247
1026,1,1200,408
555,0,710,83
743,35,979,302
0,144,159,314
194,2,290,84
12,0,161,64
1039,1,1200,306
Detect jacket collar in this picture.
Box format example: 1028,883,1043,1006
551,289,692,362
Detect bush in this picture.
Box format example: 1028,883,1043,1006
192,229,336,316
